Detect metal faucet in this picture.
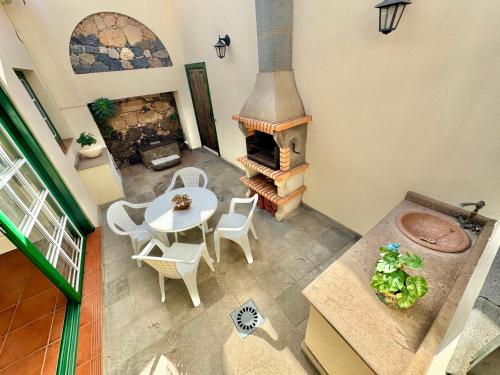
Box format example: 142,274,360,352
456,200,485,232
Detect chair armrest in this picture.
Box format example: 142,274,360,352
110,227,151,237
133,239,201,264
121,201,150,209
229,196,257,213
215,224,246,233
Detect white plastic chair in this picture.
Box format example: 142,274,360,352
106,200,154,268
214,194,259,264
132,238,215,307
165,167,208,192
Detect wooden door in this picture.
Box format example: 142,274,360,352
185,63,220,154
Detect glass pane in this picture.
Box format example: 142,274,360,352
61,236,79,264
394,4,406,28
18,164,45,197
0,189,28,227
45,195,64,223
55,254,75,286
0,132,21,162
0,157,8,175
28,224,52,258
65,221,82,247
37,208,60,239
8,174,36,210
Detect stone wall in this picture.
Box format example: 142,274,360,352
104,92,184,167
70,12,172,74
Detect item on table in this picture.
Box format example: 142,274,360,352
171,194,192,210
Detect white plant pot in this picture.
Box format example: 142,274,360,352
79,144,103,159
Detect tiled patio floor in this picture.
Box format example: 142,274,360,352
101,149,358,375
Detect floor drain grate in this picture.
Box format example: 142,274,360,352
230,299,265,338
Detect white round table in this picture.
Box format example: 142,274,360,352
144,187,217,265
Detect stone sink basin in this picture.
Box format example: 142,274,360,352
396,210,471,252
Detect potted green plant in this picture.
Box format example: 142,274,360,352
90,98,116,139
370,243,428,309
168,113,186,150
76,132,102,159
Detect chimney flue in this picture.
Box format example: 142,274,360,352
240,0,305,123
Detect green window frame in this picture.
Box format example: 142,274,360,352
15,70,64,147
0,84,94,374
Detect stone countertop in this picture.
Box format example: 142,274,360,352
76,149,109,171
302,197,494,375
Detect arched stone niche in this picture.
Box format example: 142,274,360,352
69,12,172,74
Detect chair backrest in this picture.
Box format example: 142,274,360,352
166,167,208,191
133,240,182,279
106,201,137,236
143,258,181,279
230,194,259,231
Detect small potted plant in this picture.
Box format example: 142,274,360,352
370,243,428,309
90,98,116,140
76,132,102,159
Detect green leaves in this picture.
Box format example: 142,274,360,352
399,253,423,269
376,252,399,273
371,244,428,309
370,270,407,293
405,276,428,298
396,287,417,308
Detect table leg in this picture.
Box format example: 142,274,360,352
199,224,215,272
157,232,170,246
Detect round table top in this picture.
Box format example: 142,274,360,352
144,187,218,233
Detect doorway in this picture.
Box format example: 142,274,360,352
185,62,220,154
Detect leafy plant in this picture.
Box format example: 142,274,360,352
76,132,96,147
168,113,179,121
90,98,116,122
89,98,116,139
370,243,428,309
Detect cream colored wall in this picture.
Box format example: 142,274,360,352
294,0,500,233
0,7,99,227
3,0,499,236
2,0,201,150
173,0,257,164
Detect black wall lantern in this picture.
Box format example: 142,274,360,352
375,0,411,35
214,35,231,59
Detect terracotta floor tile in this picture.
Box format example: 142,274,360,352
42,340,60,375
0,314,52,369
76,323,92,367
0,348,45,375
84,250,101,273
0,309,15,338
0,252,32,289
20,268,55,302
75,359,92,375
82,269,101,297
10,289,58,331
79,293,93,328
56,291,67,310
49,308,65,344
0,282,25,312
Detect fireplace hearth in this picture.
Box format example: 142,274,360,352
246,131,280,170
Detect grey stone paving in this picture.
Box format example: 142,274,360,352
100,149,358,374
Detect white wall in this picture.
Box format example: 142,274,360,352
173,0,258,164
3,0,499,235
2,0,202,150
294,0,500,233
0,7,99,227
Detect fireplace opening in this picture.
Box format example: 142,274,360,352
246,131,280,170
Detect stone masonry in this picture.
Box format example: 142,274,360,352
104,93,183,167
70,12,172,74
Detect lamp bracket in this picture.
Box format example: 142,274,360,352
219,34,231,46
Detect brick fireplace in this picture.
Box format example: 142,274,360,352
233,0,311,221
234,115,311,221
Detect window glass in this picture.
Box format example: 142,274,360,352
0,189,27,227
